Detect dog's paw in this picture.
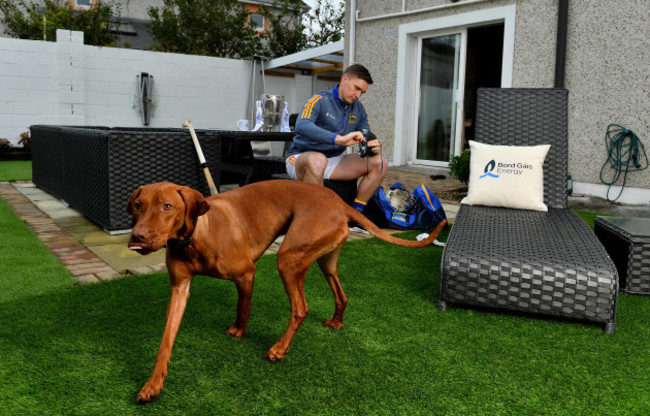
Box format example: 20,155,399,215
225,325,247,338
136,383,162,404
264,345,288,361
136,374,165,403
324,318,343,329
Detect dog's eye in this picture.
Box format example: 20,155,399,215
163,203,172,210
133,201,141,211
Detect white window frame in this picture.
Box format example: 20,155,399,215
74,0,93,9
393,5,516,166
411,28,467,167
249,13,265,31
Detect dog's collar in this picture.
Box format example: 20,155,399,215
166,218,197,251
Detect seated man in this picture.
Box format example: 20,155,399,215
285,64,388,214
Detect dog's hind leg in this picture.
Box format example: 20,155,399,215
317,248,347,329
266,221,348,361
226,264,256,338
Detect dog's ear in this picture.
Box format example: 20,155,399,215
126,186,143,215
177,186,210,234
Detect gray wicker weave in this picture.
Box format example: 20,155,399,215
594,216,650,295
30,126,359,230
438,89,618,332
217,131,294,188
31,126,222,231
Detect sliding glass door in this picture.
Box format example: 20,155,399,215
413,30,466,165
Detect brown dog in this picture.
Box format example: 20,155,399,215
126,180,446,402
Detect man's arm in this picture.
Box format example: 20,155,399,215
294,95,338,144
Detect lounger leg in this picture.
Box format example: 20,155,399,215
604,322,615,334
437,300,447,311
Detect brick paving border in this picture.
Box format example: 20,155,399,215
0,182,394,285
0,182,121,285
2,177,454,285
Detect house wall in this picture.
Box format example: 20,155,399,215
0,30,314,149
112,0,163,20
562,0,649,201
345,0,649,204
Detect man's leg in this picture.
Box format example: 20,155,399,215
294,152,328,185
330,153,388,203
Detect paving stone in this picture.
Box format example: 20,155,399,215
65,261,107,271
126,266,155,275
75,274,101,285
96,270,122,281
60,258,99,266
150,264,167,273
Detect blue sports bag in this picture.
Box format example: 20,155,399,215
364,183,447,232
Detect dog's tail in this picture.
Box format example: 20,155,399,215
346,206,447,248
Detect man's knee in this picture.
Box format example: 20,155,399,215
303,153,327,173
369,155,388,176
297,152,327,181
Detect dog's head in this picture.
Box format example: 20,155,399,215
126,182,210,255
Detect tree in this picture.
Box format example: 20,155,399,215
0,0,118,46
304,0,344,47
147,0,345,59
148,0,262,59
261,0,308,58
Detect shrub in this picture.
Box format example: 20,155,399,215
449,149,471,185
18,131,30,150
0,138,11,151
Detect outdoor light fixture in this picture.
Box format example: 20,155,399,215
136,72,154,125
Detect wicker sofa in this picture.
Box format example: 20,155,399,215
30,125,226,231
30,125,357,231
438,89,618,333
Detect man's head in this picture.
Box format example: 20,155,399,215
338,64,373,105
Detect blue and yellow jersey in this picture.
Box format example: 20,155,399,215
288,85,371,158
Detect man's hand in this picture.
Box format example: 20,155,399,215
367,138,382,155
333,131,365,147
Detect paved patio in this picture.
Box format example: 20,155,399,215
0,168,463,284
3,166,647,286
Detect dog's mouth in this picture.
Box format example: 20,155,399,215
128,242,157,256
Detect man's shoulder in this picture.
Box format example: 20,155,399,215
351,99,367,113
312,88,334,100
304,89,333,106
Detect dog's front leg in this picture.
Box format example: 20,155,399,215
226,267,256,338
137,277,192,403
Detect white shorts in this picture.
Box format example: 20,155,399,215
285,153,345,180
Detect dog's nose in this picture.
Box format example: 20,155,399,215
130,229,147,243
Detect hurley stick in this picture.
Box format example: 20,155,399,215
182,120,218,195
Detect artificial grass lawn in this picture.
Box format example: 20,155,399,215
0,197,75,302
0,160,32,182
0,183,647,414
1,232,649,414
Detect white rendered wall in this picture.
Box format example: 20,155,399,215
0,30,316,145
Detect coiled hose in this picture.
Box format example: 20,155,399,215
599,124,648,202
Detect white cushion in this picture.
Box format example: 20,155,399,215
461,140,551,211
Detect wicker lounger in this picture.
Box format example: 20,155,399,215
438,88,618,332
